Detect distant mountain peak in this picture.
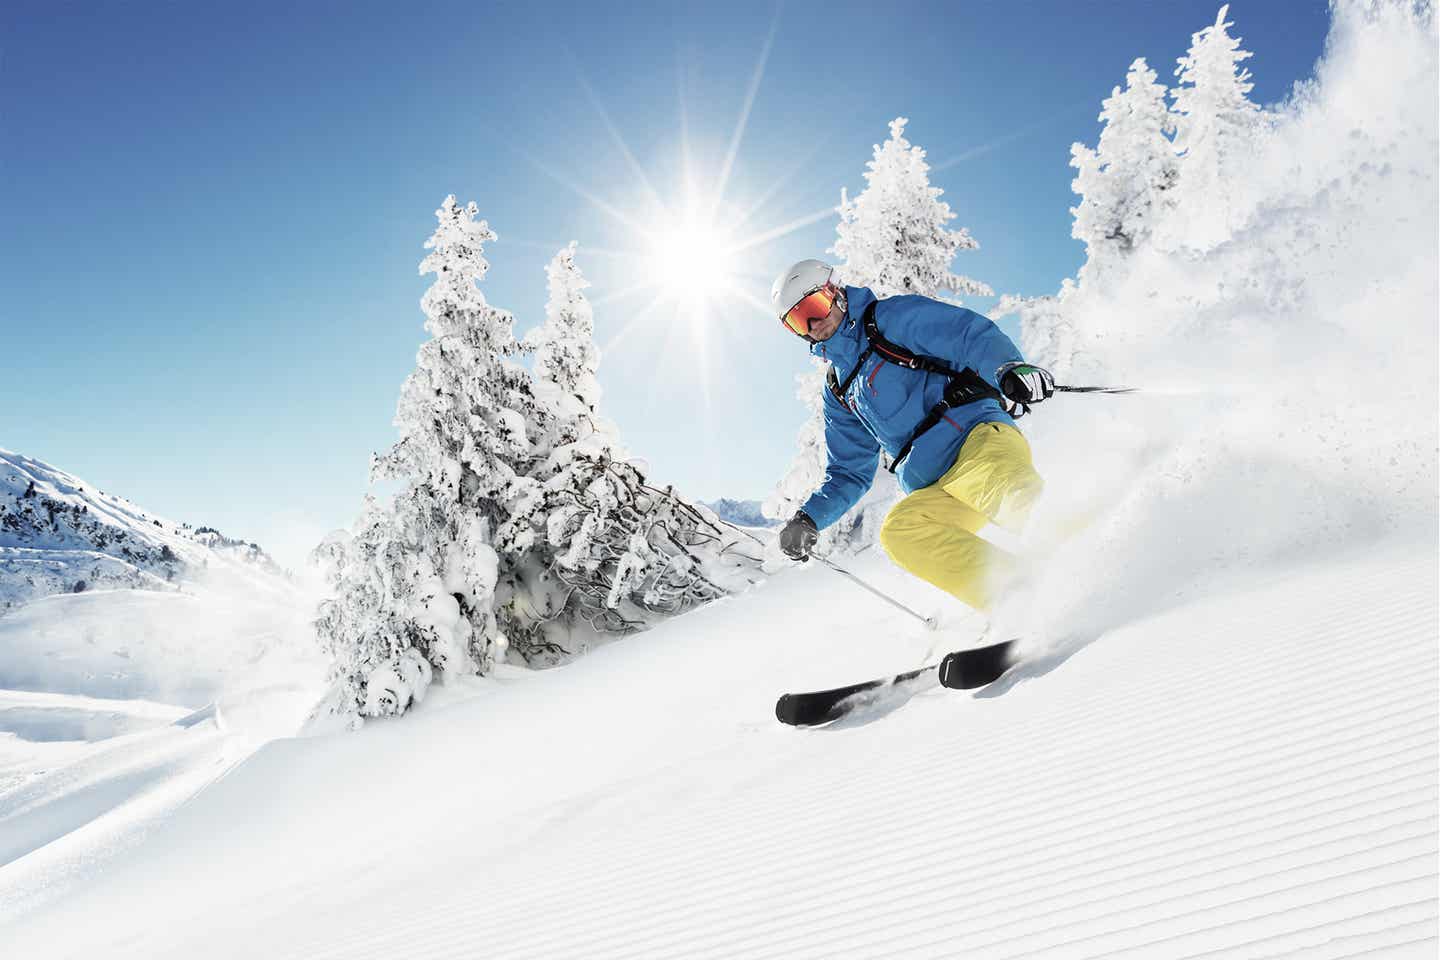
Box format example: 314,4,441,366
702,498,777,529
0,447,284,612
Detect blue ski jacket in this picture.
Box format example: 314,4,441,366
799,286,1026,530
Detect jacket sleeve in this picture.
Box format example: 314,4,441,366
800,384,880,530
896,300,1025,390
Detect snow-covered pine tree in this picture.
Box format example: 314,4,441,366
494,242,610,662
832,117,994,302
495,241,601,558
1070,58,1180,272
316,196,541,717
529,241,601,429
767,117,993,551
1169,4,1264,247
497,244,758,664
311,495,447,719
541,456,742,636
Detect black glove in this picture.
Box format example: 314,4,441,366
778,510,818,562
998,362,1055,416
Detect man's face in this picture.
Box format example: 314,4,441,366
806,295,845,342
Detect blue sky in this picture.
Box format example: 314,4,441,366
1,0,1331,565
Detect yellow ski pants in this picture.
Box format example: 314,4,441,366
879,422,1043,612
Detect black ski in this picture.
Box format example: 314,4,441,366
938,638,1017,690
776,639,1019,727
775,663,934,727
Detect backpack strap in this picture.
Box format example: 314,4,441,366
832,300,1002,473
890,368,1001,471
862,303,966,380
830,301,879,399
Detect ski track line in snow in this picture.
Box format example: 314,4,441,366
1105,899,1438,960
1038,869,1437,959
887,848,1437,957
1261,925,1438,960
1180,915,1440,960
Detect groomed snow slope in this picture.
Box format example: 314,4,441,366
5,541,1435,959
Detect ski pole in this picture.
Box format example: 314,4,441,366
713,516,937,630
1055,384,1136,394
813,555,938,629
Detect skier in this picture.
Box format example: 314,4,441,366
772,259,1054,617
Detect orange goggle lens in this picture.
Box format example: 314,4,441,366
781,287,836,336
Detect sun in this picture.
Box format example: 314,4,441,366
645,215,739,302
524,16,839,409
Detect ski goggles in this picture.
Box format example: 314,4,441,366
780,283,838,337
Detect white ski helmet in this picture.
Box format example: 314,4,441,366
770,259,836,318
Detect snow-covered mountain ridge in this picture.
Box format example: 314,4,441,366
0,448,286,612
703,498,777,528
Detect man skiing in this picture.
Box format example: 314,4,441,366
772,259,1054,617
